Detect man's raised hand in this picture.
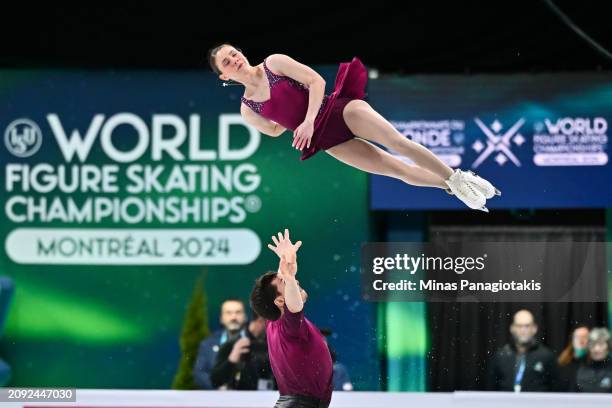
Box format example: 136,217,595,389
267,229,302,264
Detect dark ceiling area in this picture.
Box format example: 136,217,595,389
2,1,611,73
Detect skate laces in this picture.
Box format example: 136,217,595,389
456,171,479,197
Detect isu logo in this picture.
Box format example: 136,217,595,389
4,118,43,158
471,118,525,168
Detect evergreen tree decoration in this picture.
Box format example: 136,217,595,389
172,274,209,389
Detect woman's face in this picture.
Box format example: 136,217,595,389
215,46,249,80
573,327,589,350
589,340,609,361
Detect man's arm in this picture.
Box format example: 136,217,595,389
241,105,286,137
210,339,239,388
279,257,303,313
268,229,303,313
277,255,308,339
268,229,308,338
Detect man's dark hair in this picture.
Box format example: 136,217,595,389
250,271,281,321
207,43,242,75
221,298,245,310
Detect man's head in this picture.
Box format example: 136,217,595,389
510,309,537,347
250,271,308,321
220,298,247,333
588,327,611,362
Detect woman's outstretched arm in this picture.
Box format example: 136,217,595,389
240,104,286,137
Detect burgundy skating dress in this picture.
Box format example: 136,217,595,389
241,57,368,160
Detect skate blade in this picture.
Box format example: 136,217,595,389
477,206,489,213
494,188,501,196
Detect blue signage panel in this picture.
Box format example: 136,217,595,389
369,74,612,210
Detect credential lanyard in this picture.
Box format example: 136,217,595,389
514,355,526,392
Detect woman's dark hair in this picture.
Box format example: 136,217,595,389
558,324,590,366
250,271,281,321
207,43,241,74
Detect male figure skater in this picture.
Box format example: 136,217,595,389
250,229,332,408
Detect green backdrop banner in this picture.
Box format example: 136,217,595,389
0,69,377,389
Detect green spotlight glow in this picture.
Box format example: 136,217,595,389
4,279,147,343
386,302,427,357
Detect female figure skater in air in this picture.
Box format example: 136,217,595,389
208,44,500,211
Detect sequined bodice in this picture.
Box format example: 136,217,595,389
241,59,328,131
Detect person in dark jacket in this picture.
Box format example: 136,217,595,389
574,327,612,393
319,328,353,391
488,309,559,392
211,313,275,390
193,298,248,389
558,325,589,391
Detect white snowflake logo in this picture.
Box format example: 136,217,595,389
471,118,526,168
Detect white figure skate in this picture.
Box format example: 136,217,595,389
444,170,488,212
463,170,501,199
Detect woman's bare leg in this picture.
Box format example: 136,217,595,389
342,100,454,180
326,138,447,189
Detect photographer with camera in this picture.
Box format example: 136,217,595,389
210,311,275,390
